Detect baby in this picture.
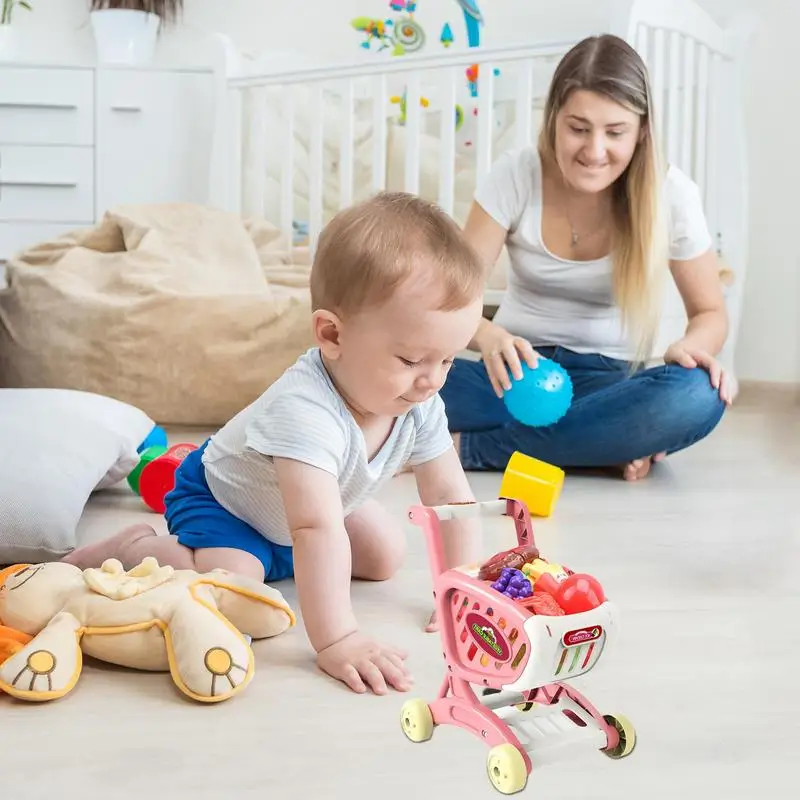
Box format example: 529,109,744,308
64,191,485,696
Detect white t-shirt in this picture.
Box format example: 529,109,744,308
476,146,713,361
201,347,454,546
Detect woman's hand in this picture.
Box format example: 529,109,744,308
664,340,736,405
474,320,540,398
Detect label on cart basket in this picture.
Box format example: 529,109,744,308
563,626,603,647
465,613,512,662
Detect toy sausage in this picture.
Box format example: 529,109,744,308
477,544,540,581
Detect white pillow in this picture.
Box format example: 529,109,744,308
0,389,156,565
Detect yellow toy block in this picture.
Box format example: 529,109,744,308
498,451,565,517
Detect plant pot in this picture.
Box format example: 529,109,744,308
90,9,161,65
0,23,19,62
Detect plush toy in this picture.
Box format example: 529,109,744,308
0,624,32,665
0,558,295,703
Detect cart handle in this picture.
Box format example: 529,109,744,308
409,498,536,580
428,499,508,520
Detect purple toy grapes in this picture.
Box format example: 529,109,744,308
490,567,532,599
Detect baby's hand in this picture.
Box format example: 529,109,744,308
316,631,413,695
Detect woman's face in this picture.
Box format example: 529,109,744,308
553,89,643,194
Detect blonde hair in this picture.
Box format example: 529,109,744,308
310,191,484,316
538,34,668,364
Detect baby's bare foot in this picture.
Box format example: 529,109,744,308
61,523,158,570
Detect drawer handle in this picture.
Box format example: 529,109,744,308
110,105,142,112
0,180,78,188
0,102,78,110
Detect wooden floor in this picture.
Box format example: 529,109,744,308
5,396,798,799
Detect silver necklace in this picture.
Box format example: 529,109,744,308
562,192,606,247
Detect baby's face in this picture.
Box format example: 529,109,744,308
327,277,483,418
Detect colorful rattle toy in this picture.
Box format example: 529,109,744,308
128,443,197,514
503,358,573,428
499,451,565,518
400,499,635,795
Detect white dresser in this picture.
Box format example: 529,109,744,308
0,62,215,261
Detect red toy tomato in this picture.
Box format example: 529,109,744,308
557,573,605,613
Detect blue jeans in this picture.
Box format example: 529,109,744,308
439,346,726,471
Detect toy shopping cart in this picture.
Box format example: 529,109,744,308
399,498,636,795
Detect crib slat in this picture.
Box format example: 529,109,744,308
694,44,709,201
514,59,534,151
404,71,422,195
666,30,681,166
280,88,295,249
339,78,355,209
308,84,324,255
372,74,387,193
705,52,722,244
227,87,243,215
438,66,457,217
680,37,695,175
476,61,495,180
248,86,267,219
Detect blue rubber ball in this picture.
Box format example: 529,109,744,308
502,358,573,427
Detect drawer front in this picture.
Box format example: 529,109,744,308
95,69,215,212
0,221,84,262
0,146,94,222
0,67,94,146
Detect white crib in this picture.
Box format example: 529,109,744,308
208,0,755,370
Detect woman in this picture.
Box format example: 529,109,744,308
441,34,734,481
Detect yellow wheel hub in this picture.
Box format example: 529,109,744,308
400,698,434,743
486,743,528,795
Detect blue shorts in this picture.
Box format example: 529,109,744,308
163,440,294,582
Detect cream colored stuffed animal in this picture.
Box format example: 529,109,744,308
0,558,295,703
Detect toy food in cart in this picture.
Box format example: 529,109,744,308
539,572,606,613
527,563,606,614
522,557,571,582
477,544,539,581
489,568,533,600
518,591,564,616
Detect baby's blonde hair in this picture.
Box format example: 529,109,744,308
310,191,484,316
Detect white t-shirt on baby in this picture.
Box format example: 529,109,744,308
201,347,454,546
477,146,713,361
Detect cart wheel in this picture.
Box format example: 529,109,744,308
400,698,434,743
486,743,528,795
601,714,637,759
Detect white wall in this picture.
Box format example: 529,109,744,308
9,0,798,385
694,0,799,386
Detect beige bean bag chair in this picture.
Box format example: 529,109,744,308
0,204,315,426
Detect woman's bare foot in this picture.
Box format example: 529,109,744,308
622,452,666,481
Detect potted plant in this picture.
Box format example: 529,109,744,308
0,0,32,61
89,1,183,65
